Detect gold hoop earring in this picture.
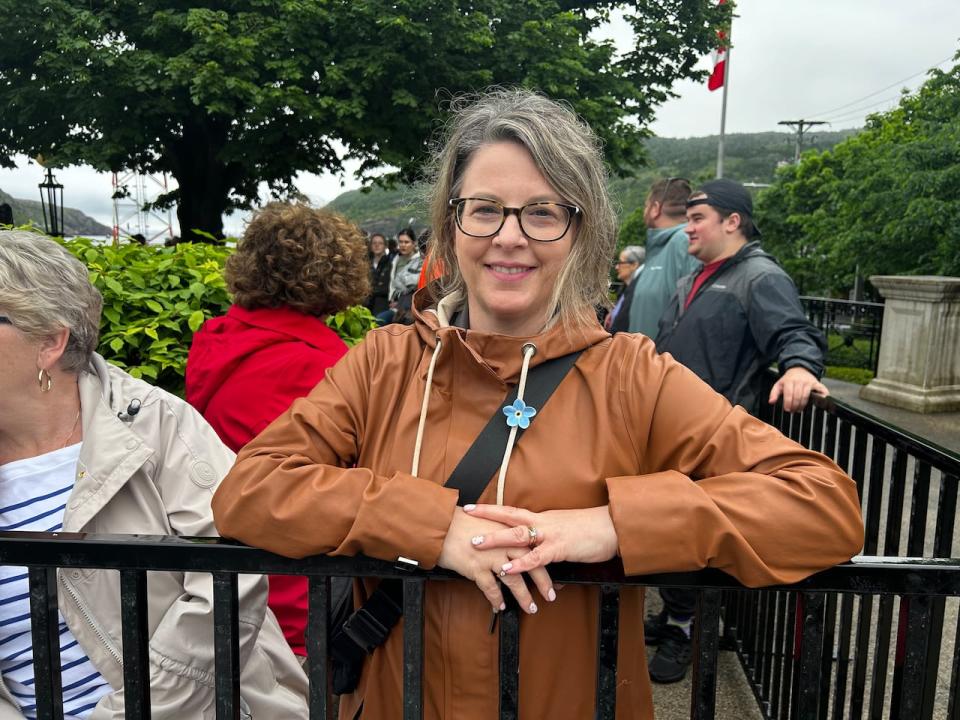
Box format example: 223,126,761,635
38,368,52,393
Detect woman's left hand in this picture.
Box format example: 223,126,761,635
464,504,619,576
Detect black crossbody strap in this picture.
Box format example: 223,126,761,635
446,348,585,506
331,348,585,686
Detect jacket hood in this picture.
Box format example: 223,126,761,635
646,222,687,250
410,287,609,383
187,305,341,414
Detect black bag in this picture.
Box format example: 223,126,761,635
328,348,584,694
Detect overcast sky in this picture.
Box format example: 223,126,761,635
1,0,957,236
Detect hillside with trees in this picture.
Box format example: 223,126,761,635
328,129,857,237
0,188,111,236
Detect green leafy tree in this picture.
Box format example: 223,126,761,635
0,0,728,240
757,54,960,295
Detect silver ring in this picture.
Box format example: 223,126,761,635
528,526,539,548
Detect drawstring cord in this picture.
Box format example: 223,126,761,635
411,337,442,476
495,343,537,505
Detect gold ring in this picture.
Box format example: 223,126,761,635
528,526,539,548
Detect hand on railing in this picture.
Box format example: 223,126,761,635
463,504,619,585
437,508,555,615
769,366,830,413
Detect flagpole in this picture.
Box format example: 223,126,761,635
716,22,731,178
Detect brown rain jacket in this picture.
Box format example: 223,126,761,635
213,290,864,720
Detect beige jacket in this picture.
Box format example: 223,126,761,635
0,355,307,719
214,291,864,720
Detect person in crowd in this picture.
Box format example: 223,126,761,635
0,229,307,718
605,245,644,332
211,89,863,720
628,177,701,337
185,203,369,663
0,203,13,227
376,227,423,325
366,232,392,315
648,179,831,682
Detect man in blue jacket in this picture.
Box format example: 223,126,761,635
627,177,701,337
646,178,829,684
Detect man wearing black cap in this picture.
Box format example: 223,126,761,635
645,178,828,684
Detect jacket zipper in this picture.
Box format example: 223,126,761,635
59,571,124,666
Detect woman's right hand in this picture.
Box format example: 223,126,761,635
437,508,556,615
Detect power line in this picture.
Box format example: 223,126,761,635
818,91,909,124
806,54,954,120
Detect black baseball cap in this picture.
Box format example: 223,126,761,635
686,179,761,236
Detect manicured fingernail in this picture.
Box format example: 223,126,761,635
471,535,484,546
464,504,476,511
501,562,512,573
548,588,557,602
529,602,538,614
499,602,506,611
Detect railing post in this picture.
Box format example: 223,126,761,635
212,572,241,720
29,567,64,720
402,578,426,720
690,589,721,720
793,592,826,719
306,576,332,720
498,600,520,720
595,585,620,720
120,569,151,720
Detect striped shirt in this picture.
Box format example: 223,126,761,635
0,443,110,718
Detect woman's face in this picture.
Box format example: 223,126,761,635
0,315,46,418
370,236,385,255
397,235,414,256
453,141,574,336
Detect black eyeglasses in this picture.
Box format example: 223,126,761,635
449,197,581,243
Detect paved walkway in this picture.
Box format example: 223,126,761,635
822,378,960,457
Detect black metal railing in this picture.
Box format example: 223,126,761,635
0,531,957,720
734,377,960,719
800,296,885,374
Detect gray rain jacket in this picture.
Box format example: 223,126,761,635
655,242,826,413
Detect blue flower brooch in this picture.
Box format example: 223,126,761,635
503,398,537,430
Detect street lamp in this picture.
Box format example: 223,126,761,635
38,168,64,237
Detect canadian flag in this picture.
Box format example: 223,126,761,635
707,0,728,91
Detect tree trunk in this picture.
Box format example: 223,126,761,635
167,118,230,243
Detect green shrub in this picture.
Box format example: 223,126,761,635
61,238,376,395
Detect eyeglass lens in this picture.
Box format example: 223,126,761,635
455,199,573,242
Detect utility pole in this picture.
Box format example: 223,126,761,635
777,119,827,162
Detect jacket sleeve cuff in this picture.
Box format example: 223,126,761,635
340,472,459,570
780,359,823,379
606,471,709,576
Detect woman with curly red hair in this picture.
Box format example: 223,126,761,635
185,202,370,662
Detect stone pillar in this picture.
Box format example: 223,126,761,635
860,276,960,413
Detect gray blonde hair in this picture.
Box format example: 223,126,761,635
0,230,103,374
621,245,645,265
426,88,617,329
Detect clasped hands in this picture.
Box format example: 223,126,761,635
436,504,618,615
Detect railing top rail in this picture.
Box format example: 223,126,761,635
800,295,885,309
0,532,957,596
812,391,960,471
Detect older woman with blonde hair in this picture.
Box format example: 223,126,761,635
213,90,863,719
0,229,307,718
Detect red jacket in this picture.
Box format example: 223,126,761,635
186,304,349,655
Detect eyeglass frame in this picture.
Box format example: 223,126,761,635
448,197,581,243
